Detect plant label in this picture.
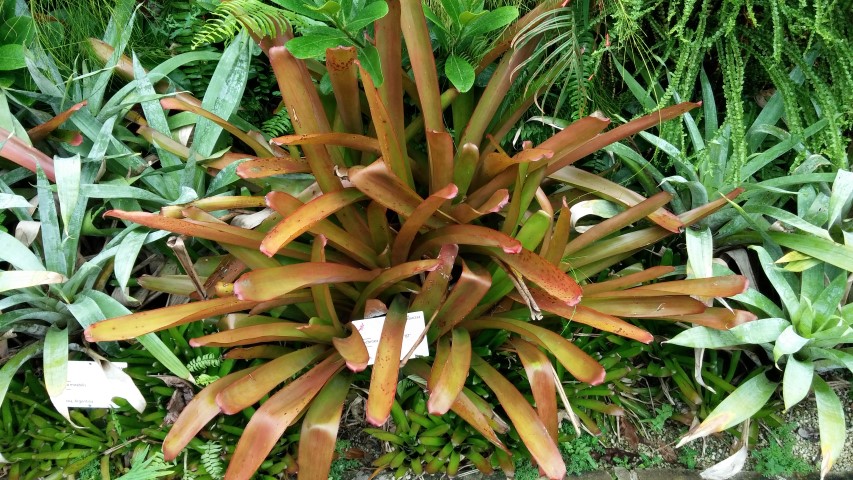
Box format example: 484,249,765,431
351,311,430,365
53,360,146,412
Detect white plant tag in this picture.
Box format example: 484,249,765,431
351,311,430,365
53,361,146,412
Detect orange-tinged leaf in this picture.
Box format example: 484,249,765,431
366,296,408,426
310,236,343,333
481,148,553,179
297,370,353,480
628,275,749,297
233,263,379,302
357,62,412,187
536,114,610,160
428,329,471,415
450,189,510,224
0,127,56,181
260,188,367,256
161,196,268,217
225,354,345,480
348,160,446,228
462,317,604,385
543,201,571,265
434,260,491,337
520,289,654,343
351,259,441,319
582,266,675,295
654,308,757,330
269,43,370,241
84,296,256,341
195,323,336,348
428,337,450,391
160,98,271,156
326,46,362,135
163,367,258,461
265,191,379,268
410,244,458,322
27,101,86,142
552,170,682,236
412,225,522,258
453,142,480,200
223,345,291,360
105,210,265,250
236,157,311,178
485,247,582,307
545,102,701,174
679,188,744,226
400,0,444,133
470,355,566,479
580,296,706,318
391,183,458,265
333,325,369,372
510,338,558,442
272,133,381,153
426,130,454,195
216,345,327,414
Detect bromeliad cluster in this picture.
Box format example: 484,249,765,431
85,2,752,479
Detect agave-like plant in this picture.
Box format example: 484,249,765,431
85,2,752,478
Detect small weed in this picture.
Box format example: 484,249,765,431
329,440,361,480
751,423,812,477
559,434,602,475
645,404,674,434
638,452,664,469
513,456,541,480
678,446,698,469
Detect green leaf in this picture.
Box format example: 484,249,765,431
194,30,251,157
445,55,475,93
83,183,168,204
36,166,68,275
114,229,147,294
307,0,341,16
666,318,790,349
286,33,349,59
357,44,383,87
827,170,853,228
0,44,26,70
0,230,44,271
773,325,810,361
768,231,853,273
44,327,70,420
463,6,518,38
813,376,846,478
346,1,388,31
613,56,655,112
0,342,41,411
53,155,81,235
677,373,777,447
752,245,800,315
782,356,813,411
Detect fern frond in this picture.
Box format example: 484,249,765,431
201,443,225,480
192,0,321,48
262,106,293,138
187,353,221,373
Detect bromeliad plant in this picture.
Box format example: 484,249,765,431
666,169,853,480
84,3,752,478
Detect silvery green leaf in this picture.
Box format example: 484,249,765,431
774,325,810,361
782,356,813,410
814,377,846,479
